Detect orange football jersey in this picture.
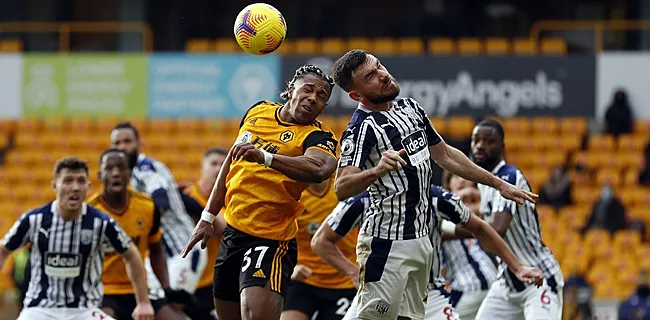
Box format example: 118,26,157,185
297,179,358,289
87,190,161,295
224,101,338,241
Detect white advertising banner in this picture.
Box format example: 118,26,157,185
0,54,22,118
597,52,650,120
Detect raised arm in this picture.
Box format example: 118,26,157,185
430,141,537,204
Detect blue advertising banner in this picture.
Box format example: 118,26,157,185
148,54,280,118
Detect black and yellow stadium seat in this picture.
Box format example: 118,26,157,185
373,37,396,56
321,38,346,56
397,38,424,55
0,39,22,52
347,37,372,51
512,38,538,56
294,38,319,55
215,38,239,53
485,38,510,55
457,38,483,55
428,38,456,55
587,134,616,151
185,39,213,52
540,38,567,55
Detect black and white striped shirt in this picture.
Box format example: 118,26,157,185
131,153,195,257
324,187,470,288
1,202,131,308
441,239,498,293
338,98,442,240
429,186,471,287
478,160,562,290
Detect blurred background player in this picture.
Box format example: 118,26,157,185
331,49,538,320
87,149,189,320
0,157,154,320
440,171,498,320
281,177,359,320
183,65,339,320
182,147,228,320
110,122,208,302
469,119,564,320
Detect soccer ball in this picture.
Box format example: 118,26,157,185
233,3,287,55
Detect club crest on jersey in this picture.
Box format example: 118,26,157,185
307,222,320,235
237,131,253,144
81,229,93,245
375,301,390,315
279,130,294,143
401,130,429,166
136,219,144,229
341,137,354,156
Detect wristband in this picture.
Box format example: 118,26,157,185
440,220,456,235
201,210,215,224
261,149,273,168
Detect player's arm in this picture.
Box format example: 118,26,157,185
147,203,169,288
233,130,338,183
430,142,537,204
0,212,33,270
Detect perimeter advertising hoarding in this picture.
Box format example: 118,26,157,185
282,56,596,118
147,54,280,118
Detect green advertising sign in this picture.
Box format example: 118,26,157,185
22,54,148,117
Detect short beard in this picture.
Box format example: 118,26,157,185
367,85,400,104
127,151,139,170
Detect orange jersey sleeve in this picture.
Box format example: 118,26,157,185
183,183,220,289
297,179,358,289
87,190,158,295
224,101,338,241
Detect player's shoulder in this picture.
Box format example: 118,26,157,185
246,100,282,117
495,162,526,185
135,155,157,172
22,202,54,218
86,204,113,221
429,185,453,200
86,193,102,207
396,97,424,110
128,189,155,206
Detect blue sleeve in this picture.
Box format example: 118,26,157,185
326,191,370,236
151,188,171,212
180,191,203,218
338,120,377,169
431,186,471,226
407,98,442,146
1,213,32,251
103,218,131,254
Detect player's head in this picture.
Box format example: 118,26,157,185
99,148,131,195
202,147,227,182
110,122,140,169
471,119,505,170
442,170,476,194
280,64,334,124
331,49,400,107
52,157,90,214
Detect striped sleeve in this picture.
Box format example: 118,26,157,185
135,162,168,195
325,192,370,236
338,120,377,169
103,217,132,254
492,170,527,215
1,212,32,251
431,186,471,226
406,98,442,146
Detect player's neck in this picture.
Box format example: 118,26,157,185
197,178,215,198
279,104,299,124
56,203,81,221
484,157,503,173
101,190,128,212
361,100,392,112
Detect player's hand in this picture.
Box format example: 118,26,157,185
181,220,213,258
498,182,538,205
348,267,360,289
232,142,264,164
291,264,312,281
373,149,407,177
514,266,544,288
132,302,155,320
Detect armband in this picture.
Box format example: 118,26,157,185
440,220,456,235
201,210,215,224
261,149,273,168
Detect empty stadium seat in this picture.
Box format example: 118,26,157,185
512,38,538,55
457,38,483,55
17,118,43,133
428,38,456,55
321,38,346,55
618,152,645,170
176,119,204,133
294,38,319,55
397,38,424,55
215,38,239,53
0,39,23,52
503,117,531,135
185,39,213,52
634,120,650,134
540,38,567,55
560,117,588,137
618,134,648,152
531,117,559,134
572,186,600,205
587,134,616,151
445,116,475,140
347,37,372,51
614,230,642,251
624,168,639,186
274,39,295,55
596,169,622,187
429,118,446,138
373,38,396,56
485,38,510,55
0,120,15,136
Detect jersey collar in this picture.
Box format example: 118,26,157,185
137,153,146,165
51,200,88,217
492,160,506,175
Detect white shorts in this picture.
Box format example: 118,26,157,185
17,307,115,320
475,275,564,320
424,287,458,320
146,247,208,297
352,234,433,320
446,290,488,320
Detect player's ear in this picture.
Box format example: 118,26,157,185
51,180,56,192
348,91,361,102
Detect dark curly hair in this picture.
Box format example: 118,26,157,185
331,49,368,92
280,64,335,100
